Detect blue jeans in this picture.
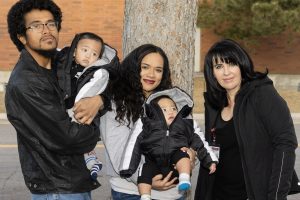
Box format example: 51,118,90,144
31,192,92,200
111,189,140,200
111,189,185,200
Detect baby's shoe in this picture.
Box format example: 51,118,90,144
90,161,103,180
178,181,191,191
178,173,191,191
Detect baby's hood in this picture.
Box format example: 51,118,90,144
80,44,117,74
145,87,194,112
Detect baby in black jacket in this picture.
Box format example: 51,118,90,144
119,87,218,200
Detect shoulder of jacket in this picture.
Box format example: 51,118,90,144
251,82,277,101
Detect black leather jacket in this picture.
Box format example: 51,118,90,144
5,50,100,193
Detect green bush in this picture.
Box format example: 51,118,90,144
197,0,300,40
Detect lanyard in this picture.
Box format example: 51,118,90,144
210,127,216,144
210,111,221,145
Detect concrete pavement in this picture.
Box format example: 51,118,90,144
1,121,300,200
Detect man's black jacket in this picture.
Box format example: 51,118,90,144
5,50,100,193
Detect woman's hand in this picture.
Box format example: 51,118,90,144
152,171,177,191
181,147,196,170
209,163,216,174
73,95,103,125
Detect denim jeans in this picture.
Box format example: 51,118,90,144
111,189,185,200
31,192,92,200
111,189,140,200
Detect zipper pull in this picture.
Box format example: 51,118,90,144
166,130,169,136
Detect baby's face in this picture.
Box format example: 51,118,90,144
158,97,178,126
74,38,102,67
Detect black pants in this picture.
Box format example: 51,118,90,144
137,149,189,185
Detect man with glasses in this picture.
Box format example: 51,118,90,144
6,1,102,199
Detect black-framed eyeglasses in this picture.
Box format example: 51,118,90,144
25,21,58,33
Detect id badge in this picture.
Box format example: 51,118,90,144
210,144,220,159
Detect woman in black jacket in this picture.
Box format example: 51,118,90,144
194,39,300,200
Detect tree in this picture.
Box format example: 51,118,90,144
197,0,300,40
123,0,198,95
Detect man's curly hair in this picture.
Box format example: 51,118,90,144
7,0,62,52
111,44,172,125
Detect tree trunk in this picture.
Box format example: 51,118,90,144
123,0,198,95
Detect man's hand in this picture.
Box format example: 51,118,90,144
73,96,103,125
152,171,177,191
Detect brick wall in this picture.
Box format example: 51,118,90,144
1,1,299,74
0,0,124,71
200,29,300,74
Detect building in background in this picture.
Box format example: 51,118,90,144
0,0,124,71
199,28,300,74
1,0,299,75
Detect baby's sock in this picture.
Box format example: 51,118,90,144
90,161,103,180
178,173,191,191
140,194,151,200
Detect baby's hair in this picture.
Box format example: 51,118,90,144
76,32,105,58
65,32,105,72
152,95,177,110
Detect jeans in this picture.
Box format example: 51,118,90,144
31,192,92,200
111,189,140,200
111,189,186,200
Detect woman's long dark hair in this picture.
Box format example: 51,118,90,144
111,44,172,125
204,39,268,109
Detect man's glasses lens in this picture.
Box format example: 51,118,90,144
26,22,58,32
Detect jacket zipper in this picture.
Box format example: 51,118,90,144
163,129,169,165
234,111,255,199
